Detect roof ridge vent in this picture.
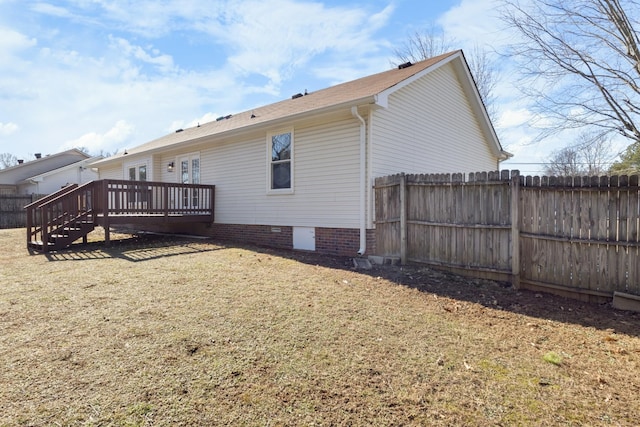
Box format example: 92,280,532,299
398,61,413,70
292,93,303,99
175,128,184,133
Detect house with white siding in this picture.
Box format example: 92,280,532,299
16,157,101,195
90,50,510,256
0,149,97,196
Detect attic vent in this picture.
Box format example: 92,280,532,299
216,116,224,121
175,128,184,133
398,61,413,70
292,93,303,99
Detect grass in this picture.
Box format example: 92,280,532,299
1,227,639,426
543,351,563,366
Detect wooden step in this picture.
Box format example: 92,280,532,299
28,240,55,250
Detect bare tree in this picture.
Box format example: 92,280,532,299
545,146,584,176
500,0,640,145
544,131,614,175
467,45,499,127
392,27,500,125
0,153,18,169
393,26,456,65
578,132,615,175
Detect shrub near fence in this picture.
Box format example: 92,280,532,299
374,171,640,306
0,195,44,229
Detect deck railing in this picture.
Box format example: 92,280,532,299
94,179,214,217
26,180,215,251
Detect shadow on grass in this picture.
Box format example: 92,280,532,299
245,244,640,339
38,233,640,337
43,233,225,263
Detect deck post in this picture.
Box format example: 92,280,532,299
164,184,169,220
26,199,33,247
103,180,110,246
41,205,49,253
210,186,215,224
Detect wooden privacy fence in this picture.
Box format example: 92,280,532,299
0,194,45,229
374,170,640,304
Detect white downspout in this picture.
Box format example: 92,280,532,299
351,106,366,256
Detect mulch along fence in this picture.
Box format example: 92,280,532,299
0,195,45,229
374,170,640,305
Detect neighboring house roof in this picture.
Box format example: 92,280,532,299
16,156,103,186
93,50,509,166
0,149,91,184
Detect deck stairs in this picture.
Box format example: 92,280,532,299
26,183,96,252
27,217,95,251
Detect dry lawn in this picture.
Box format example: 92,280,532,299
1,227,639,426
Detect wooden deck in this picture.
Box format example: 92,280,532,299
26,179,215,252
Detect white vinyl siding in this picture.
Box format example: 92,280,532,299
98,165,124,180
199,115,361,228
371,62,497,177
16,167,99,195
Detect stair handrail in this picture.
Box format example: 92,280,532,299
27,181,97,252
26,184,78,249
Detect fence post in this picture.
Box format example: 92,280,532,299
510,170,520,289
400,174,407,265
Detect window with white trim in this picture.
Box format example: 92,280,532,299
268,130,293,192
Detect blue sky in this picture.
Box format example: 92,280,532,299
0,0,589,174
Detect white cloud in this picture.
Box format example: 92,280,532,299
31,2,73,18
109,36,175,73
439,0,508,49
60,120,134,153
211,0,390,85
0,122,19,135
498,108,533,128
0,27,37,62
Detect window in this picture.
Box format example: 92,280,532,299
127,163,148,181
268,130,293,192
138,165,147,181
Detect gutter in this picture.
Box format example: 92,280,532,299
497,150,514,170
351,106,367,256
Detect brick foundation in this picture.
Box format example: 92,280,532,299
315,227,375,256
210,224,375,256
208,223,293,250
116,222,375,257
